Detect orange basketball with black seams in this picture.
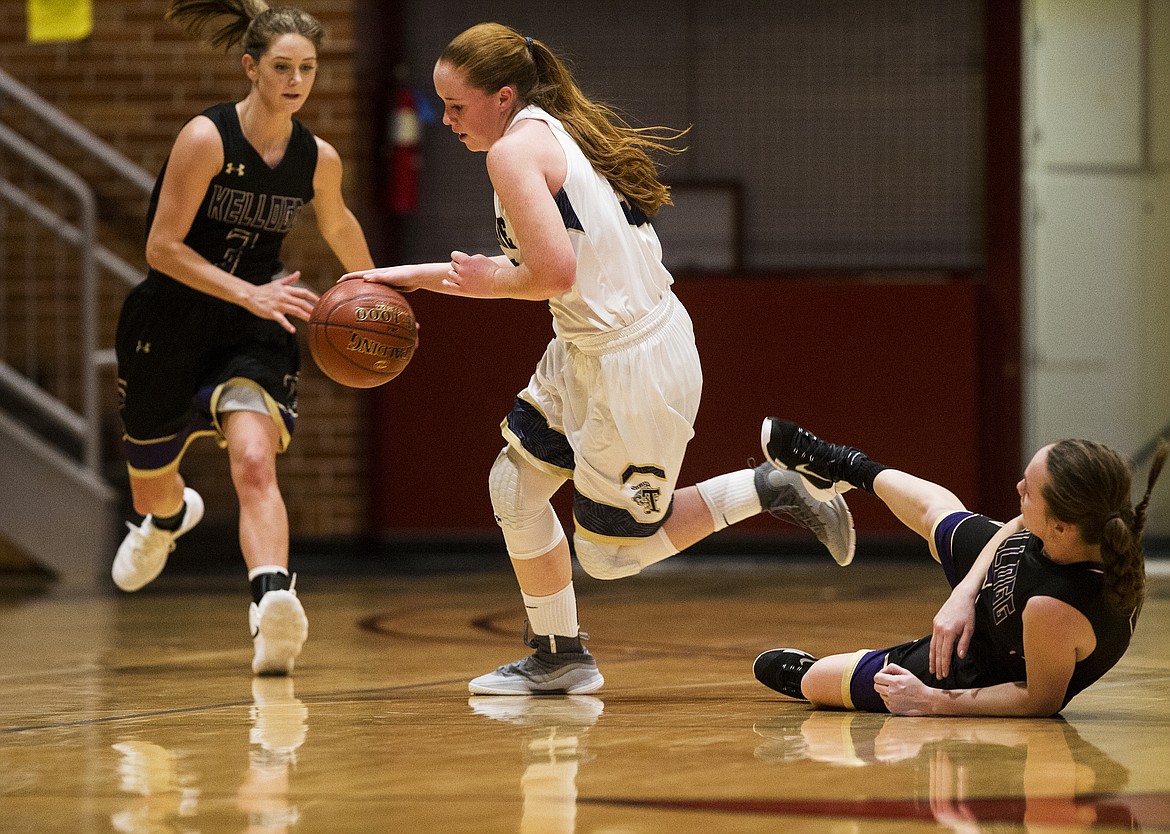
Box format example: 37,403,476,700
308,280,418,388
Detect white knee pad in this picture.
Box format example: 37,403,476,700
488,446,567,559
574,528,678,580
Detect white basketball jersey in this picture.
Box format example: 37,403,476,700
494,105,675,342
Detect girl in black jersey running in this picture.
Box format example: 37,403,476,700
755,417,1167,717
112,0,374,676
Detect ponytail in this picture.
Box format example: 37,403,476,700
166,0,323,57
440,22,687,216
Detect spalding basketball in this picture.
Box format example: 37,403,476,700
308,280,418,388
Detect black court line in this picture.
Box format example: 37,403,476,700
0,678,469,735
359,609,751,659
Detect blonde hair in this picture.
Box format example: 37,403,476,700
166,0,323,58
439,22,687,217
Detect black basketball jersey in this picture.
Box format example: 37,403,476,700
969,531,1136,707
144,102,318,287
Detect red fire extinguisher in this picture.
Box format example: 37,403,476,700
387,87,420,214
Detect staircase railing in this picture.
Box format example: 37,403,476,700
0,67,154,195
0,65,151,476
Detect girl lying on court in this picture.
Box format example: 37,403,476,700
753,417,1167,717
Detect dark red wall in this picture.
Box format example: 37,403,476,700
370,275,983,543
367,1,1021,550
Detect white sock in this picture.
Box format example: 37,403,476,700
522,582,580,638
695,469,762,531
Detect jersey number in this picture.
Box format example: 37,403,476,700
221,228,259,275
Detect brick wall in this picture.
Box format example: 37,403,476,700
0,1,377,539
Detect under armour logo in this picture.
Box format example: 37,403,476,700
135,340,150,353
224,162,246,176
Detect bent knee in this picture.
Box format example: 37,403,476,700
574,529,677,580
490,447,567,559
489,447,562,523
229,445,277,491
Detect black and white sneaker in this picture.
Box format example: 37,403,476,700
761,418,862,502
754,648,818,700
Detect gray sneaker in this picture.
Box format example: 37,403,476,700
469,633,604,695
755,464,856,566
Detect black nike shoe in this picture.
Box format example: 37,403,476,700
753,648,818,700
761,417,864,501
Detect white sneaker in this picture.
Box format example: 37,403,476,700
112,488,204,591
250,587,309,676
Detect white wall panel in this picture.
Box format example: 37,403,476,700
1034,0,1144,167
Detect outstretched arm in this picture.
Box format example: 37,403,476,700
344,119,575,301
341,256,513,295
436,129,575,300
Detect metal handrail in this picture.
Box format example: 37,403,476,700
0,362,88,440
0,118,100,471
0,65,154,195
0,65,155,476
0,177,141,289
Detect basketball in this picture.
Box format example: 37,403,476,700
308,280,418,388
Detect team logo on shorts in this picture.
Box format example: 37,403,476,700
630,480,662,514
284,373,300,415
622,464,667,516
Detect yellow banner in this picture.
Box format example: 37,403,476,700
27,0,93,43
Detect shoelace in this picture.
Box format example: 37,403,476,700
122,520,178,562
765,487,826,533
792,428,863,485
790,426,824,462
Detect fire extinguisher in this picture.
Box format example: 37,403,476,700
386,86,420,214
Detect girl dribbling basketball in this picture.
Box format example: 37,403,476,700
113,0,374,676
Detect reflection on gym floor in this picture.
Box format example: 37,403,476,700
753,711,1140,831
109,677,308,833
2,564,1167,832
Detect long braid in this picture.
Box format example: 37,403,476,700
1108,439,1169,611
1133,440,1168,536
1046,439,1168,612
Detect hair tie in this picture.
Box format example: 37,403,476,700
525,36,533,47
1106,511,1122,522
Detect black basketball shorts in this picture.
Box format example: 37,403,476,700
115,277,299,476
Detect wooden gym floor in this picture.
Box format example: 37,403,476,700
1,557,1168,833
